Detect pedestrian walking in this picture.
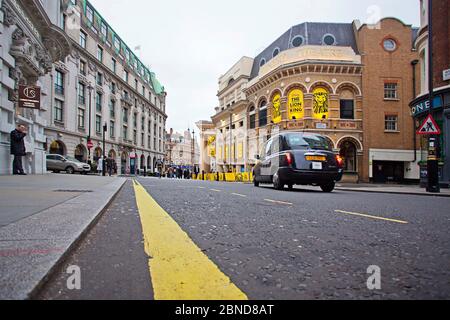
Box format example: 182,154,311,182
97,156,104,176
106,157,113,176
10,124,27,175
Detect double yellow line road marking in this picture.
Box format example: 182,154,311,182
132,179,247,300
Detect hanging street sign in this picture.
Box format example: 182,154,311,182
417,114,441,135
18,85,41,109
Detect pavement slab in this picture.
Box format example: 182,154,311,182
0,175,126,300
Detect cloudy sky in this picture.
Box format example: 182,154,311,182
90,0,420,134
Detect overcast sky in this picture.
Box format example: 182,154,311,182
90,0,420,134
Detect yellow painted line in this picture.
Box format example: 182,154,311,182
231,193,247,198
210,189,222,192
264,199,293,206
132,179,247,300
334,210,408,224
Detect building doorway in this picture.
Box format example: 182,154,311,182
121,152,128,174
339,140,357,172
49,140,66,156
74,144,87,162
373,161,404,184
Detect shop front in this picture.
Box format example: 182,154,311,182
410,88,450,186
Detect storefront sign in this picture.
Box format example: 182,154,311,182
287,89,304,120
18,85,41,109
287,121,305,130
313,87,329,120
339,122,358,129
411,95,443,117
272,93,282,124
315,123,327,129
443,69,450,81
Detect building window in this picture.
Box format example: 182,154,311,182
60,13,66,30
110,121,115,138
133,113,137,127
96,72,103,86
55,70,64,95
135,79,138,90
292,36,304,47
123,126,128,140
109,100,116,118
86,6,94,23
78,83,86,105
141,132,144,146
133,130,137,144
141,117,145,131
78,108,85,128
79,60,86,75
259,59,266,67
123,70,129,83
101,22,107,38
96,92,102,112
249,106,256,129
96,115,102,134
340,100,354,119
322,34,336,46
259,101,268,127
97,46,103,62
54,99,63,122
272,48,280,58
384,83,398,99
123,108,128,123
111,58,117,73
111,82,116,94
383,39,397,52
385,115,398,131
80,31,87,48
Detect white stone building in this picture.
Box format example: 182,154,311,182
0,0,71,174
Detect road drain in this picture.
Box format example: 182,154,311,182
53,190,93,193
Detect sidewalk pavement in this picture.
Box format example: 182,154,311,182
0,174,126,300
336,183,450,197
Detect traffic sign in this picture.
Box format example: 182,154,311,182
87,140,94,149
417,114,441,135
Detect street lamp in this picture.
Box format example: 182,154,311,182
102,122,107,177
87,84,93,165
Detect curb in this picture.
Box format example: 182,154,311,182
29,178,127,300
0,178,128,300
336,187,450,198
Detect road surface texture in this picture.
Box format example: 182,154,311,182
37,177,450,300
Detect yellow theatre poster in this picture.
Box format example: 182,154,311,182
313,87,329,120
288,89,304,120
237,143,243,160
209,146,216,157
272,93,282,124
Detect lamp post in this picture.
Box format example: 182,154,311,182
426,0,440,193
87,84,93,165
102,122,107,177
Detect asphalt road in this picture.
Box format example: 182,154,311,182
37,177,450,300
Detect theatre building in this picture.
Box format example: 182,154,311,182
198,18,419,183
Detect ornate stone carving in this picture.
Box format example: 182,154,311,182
1,2,17,27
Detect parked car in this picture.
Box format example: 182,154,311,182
46,154,91,174
253,132,344,192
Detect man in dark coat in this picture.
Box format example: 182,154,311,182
10,124,27,175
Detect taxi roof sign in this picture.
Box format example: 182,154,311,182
417,114,441,135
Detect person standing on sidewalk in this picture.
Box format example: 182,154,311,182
97,156,104,176
10,124,27,175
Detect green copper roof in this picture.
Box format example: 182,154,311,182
79,0,165,94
